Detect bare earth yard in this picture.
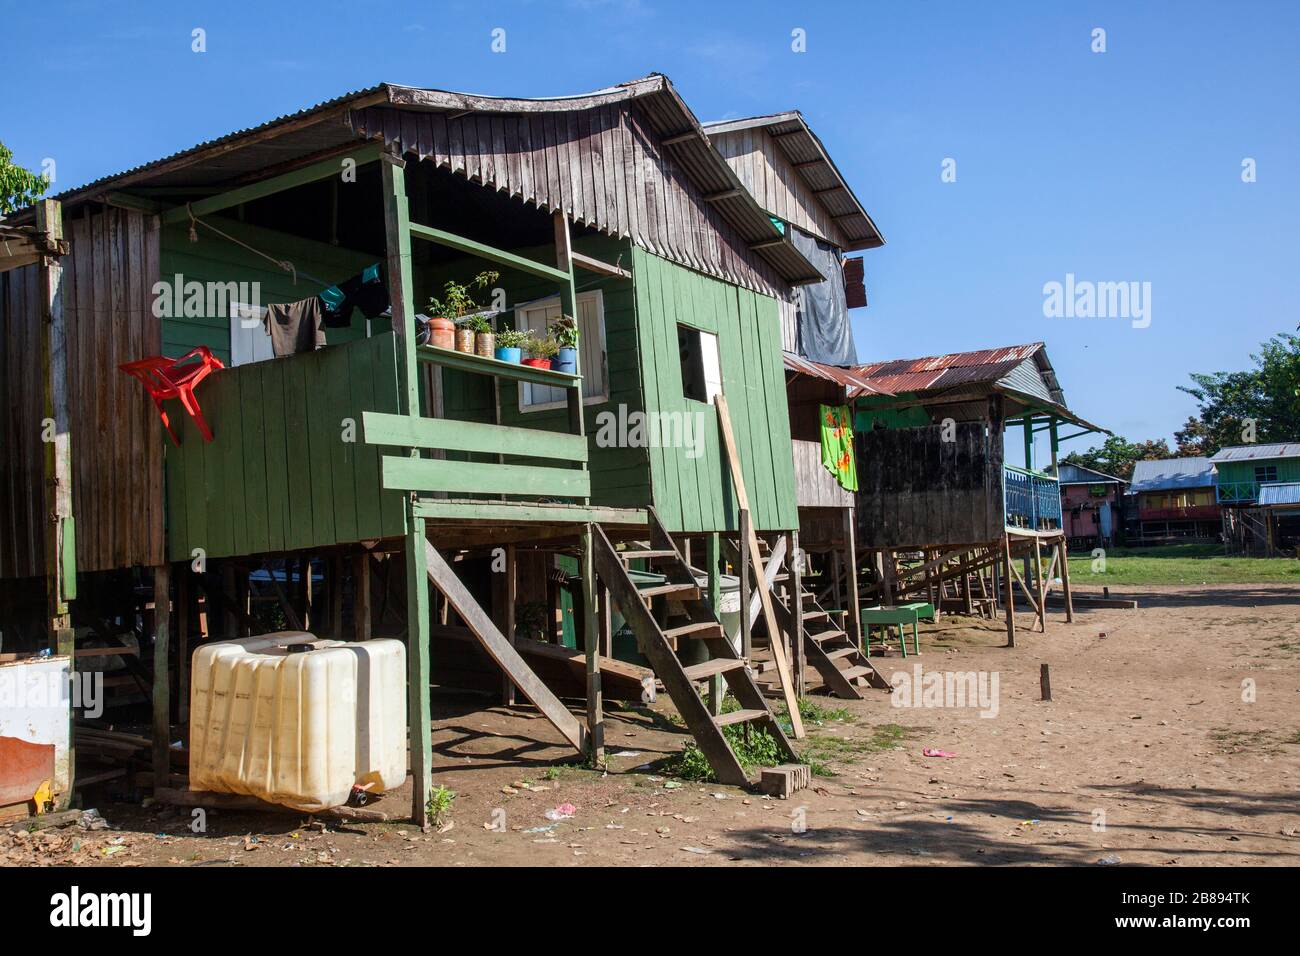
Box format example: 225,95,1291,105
5,583,1298,867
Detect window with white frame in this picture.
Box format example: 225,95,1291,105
516,290,608,411
677,324,722,404
229,301,273,366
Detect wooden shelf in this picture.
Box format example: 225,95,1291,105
416,344,582,390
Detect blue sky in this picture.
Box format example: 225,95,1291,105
5,0,1297,463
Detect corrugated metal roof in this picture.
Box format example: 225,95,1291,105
853,343,1044,395
1057,463,1125,485
1259,482,1300,506
1209,442,1300,463
1129,457,1217,493
783,351,889,395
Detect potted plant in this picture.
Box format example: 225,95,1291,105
523,334,559,370
494,326,527,364
463,313,495,357
427,269,500,351
453,318,477,353
549,315,580,374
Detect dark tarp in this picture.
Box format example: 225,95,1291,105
791,228,857,366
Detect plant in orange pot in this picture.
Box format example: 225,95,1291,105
427,269,500,352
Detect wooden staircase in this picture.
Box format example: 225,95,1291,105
589,510,801,787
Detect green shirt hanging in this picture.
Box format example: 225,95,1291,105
819,404,858,491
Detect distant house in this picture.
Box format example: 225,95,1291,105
1210,442,1300,555
1128,457,1220,541
1056,463,1125,549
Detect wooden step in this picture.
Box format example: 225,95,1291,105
636,583,700,600
662,620,724,641
619,549,678,563
682,658,747,682
802,609,829,621
825,646,857,661
807,629,845,643
839,665,873,681
714,708,768,728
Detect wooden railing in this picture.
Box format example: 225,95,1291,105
1003,465,1061,529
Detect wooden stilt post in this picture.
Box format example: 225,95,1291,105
501,544,517,706
330,555,344,640
790,530,805,698
1057,536,1074,623
152,563,172,787
405,512,432,828
739,509,752,659
353,551,371,641
843,508,863,651
705,531,723,716
581,525,604,767
177,569,190,726
1033,536,1046,633
882,549,897,606
1001,535,1016,648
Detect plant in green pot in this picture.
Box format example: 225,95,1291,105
494,326,527,364
523,334,559,370
549,315,580,374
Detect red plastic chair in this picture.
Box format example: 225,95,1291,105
119,346,225,446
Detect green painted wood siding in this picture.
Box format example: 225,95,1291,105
160,217,382,364
164,333,405,561
1215,457,1300,485
631,247,797,533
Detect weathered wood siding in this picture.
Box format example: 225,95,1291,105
351,103,790,299
0,208,164,578
792,439,854,509
856,423,1005,549
632,248,797,533
0,264,46,579
164,333,405,562
709,127,851,250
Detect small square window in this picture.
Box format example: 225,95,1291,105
677,325,722,404
1255,465,1278,483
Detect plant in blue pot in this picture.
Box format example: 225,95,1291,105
549,314,580,374
494,325,526,364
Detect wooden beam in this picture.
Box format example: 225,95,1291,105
151,564,171,786
410,219,572,284
570,249,631,279
160,143,384,225
581,526,603,765
1057,538,1075,622
715,396,804,739
1001,536,1016,648
382,455,591,498
407,514,433,829
702,188,743,202
353,551,372,641
364,410,587,461
660,130,700,145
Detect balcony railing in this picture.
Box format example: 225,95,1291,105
1004,465,1061,530
1216,481,1259,504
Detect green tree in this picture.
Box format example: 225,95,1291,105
1177,333,1300,454
0,141,49,215
1061,434,1173,482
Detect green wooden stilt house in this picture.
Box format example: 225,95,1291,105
1,76,827,821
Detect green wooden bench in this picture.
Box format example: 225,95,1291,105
859,603,935,658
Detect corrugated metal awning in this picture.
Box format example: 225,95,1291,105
1259,482,1300,506
783,351,890,395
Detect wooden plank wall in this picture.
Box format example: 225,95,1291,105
856,422,1005,549
0,265,46,579
792,439,854,509
1,207,165,578
631,247,797,534
350,103,788,300
709,128,850,250
164,333,405,563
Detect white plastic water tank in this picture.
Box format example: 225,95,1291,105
189,632,406,811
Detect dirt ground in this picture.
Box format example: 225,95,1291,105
5,583,1298,867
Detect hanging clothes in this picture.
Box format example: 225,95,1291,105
264,297,327,357
319,262,388,328
819,404,858,492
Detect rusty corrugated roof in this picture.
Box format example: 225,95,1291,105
852,343,1044,395
783,351,890,395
